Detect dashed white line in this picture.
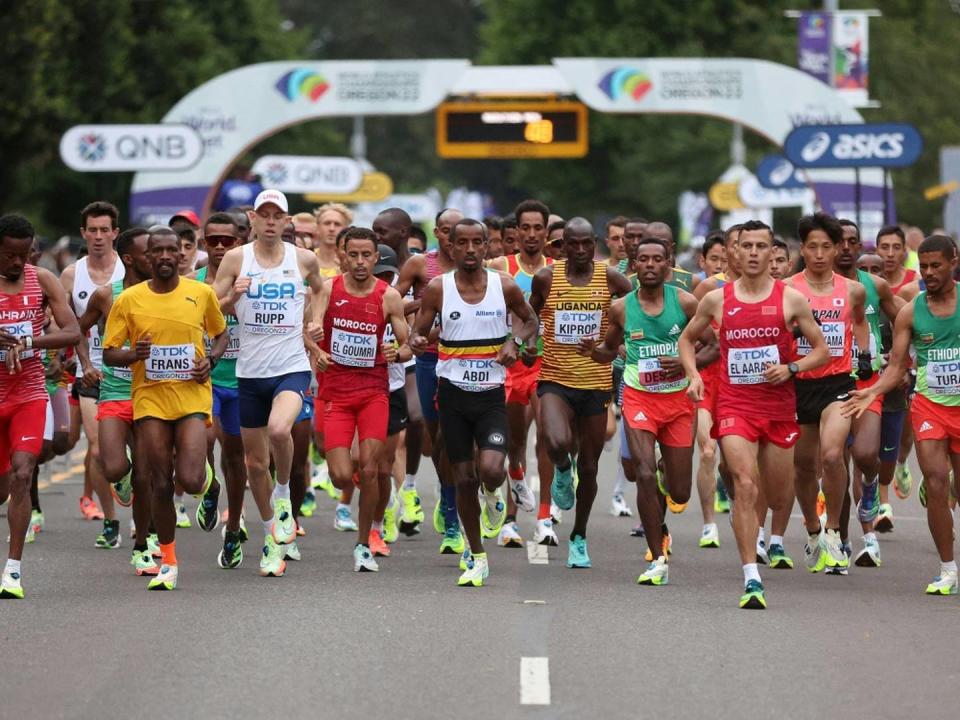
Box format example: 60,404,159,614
520,656,551,705
526,541,549,564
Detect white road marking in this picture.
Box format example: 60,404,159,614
526,541,549,564
520,657,551,705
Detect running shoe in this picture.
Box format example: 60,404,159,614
533,518,559,547
0,571,23,599
644,533,673,562
353,544,379,573
95,520,121,549
369,529,391,557
664,489,687,514
857,479,880,524
147,564,178,591
398,487,424,536
875,503,894,533
383,495,399,544
176,502,191,528
550,462,575,511
219,513,249,543
296,522,305,537
699,523,720,549
79,495,104,521
567,535,591,568
196,479,221,532
30,509,44,534
630,521,645,538
497,521,523,548
284,542,301,562
510,478,537,513
854,536,881,567
739,579,767,609
480,487,506,539
756,539,769,565
317,469,338,499
768,543,794,569
147,533,161,558
272,498,296,545
821,529,849,575
111,463,133,508
550,502,563,526
433,497,446,535
439,526,465,555
925,570,959,595
459,548,472,571
334,506,358,532
310,456,329,490
457,552,488,587
919,477,927,508
218,530,243,570
894,463,912,499
300,489,317,518
804,530,825,573
259,536,286,577
131,549,159,576
637,556,669,586
611,494,633,517
714,478,730,513
24,522,35,545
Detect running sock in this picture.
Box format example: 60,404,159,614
757,527,765,544
942,560,958,575
262,518,274,538
508,465,525,481
538,502,552,520
441,485,458,527
160,542,177,566
336,502,349,514
402,474,417,491
273,482,291,502
863,531,877,544
742,563,761,585
372,520,383,533
771,534,785,547
174,493,184,507
612,464,626,497
5,559,21,576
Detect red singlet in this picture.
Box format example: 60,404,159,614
0,264,47,406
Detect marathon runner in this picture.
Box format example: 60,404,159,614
412,218,538,586
585,235,700,585
680,220,829,609
843,234,960,595
643,221,699,292
0,214,82,599
60,201,124,538
77,226,161,572
529,218,631,567
314,203,352,277
769,237,791,280
214,190,325,577
314,227,409,572
783,213,870,576
102,226,226,591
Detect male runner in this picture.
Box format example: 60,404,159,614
0,214,81,599
644,221,699,292
680,220,828,609
314,228,409,572
698,231,726,280
484,216,504,259
487,199,552,547
412,219,538,586
501,216,519,256
373,207,414,268
314,203,352,277
102,226,226,591
292,212,319,251
529,218,631,567
215,190,325,577
194,213,248,569
77,227,161,572
844,235,960,594
586,236,699,585
61,201,124,537
783,213,870,576
770,237,791,280
604,216,627,267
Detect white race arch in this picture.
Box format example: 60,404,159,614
131,57,886,232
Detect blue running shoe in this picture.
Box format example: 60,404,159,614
551,461,575,511
858,479,880,524
567,534,591,568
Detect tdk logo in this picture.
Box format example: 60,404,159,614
248,283,296,299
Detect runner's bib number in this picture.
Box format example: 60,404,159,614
222,323,241,360
244,290,294,336
445,357,504,392
145,344,195,381
0,321,35,360
637,357,685,393
797,321,845,357
926,360,960,395
330,328,377,368
727,345,779,385
554,309,601,345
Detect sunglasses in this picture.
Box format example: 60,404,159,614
549,239,563,248
205,235,238,248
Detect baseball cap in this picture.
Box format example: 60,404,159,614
373,243,399,277
170,209,201,227
253,189,289,213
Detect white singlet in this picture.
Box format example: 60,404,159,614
72,255,124,370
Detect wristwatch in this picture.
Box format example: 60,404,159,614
512,335,524,348
787,362,799,376
23,335,33,350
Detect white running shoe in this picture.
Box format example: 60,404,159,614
610,493,633,517
457,552,488,587
497,521,523,548
699,523,720,549
353,544,379,572
925,570,959,595
510,479,536,513
550,502,562,526
334,506,358,532
854,536,881,568
480,487,506,538
533,518,558,547
175,503,191,528
284,541,302,562
756,539,769,565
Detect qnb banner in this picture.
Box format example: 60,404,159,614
250,155,363,195
61,124,203,172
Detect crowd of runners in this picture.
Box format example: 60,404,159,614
1,191,958,609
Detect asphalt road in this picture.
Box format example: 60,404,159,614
2,441,956,720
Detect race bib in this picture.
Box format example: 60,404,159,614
330,328,377,368
554,309,601,345
637,357,686,393
447,357,504,392
222,323,241,360
244,295,295,336
926,360,960,395
727,344,779,385
0,321,35,360
145,344,195,381
797,321,845,357
114,366,133,382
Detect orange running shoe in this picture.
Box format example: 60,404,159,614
645,533,672,562
369,529,391,557
296,522,306,537
816,490,826,520
79,496,104,521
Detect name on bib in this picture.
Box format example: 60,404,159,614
797,321,845,357
331,328,377,368
554,306,601,345
145,344,195,381
727,344,779,385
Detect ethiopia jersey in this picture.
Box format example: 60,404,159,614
623,285,689,394
913,288,960,407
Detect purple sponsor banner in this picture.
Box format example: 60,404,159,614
798,11,831,84
130,186,210,225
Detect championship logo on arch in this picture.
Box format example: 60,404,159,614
597,67,653,101
275,69,330,102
